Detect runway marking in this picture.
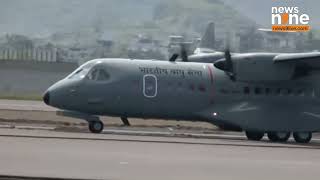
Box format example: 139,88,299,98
103,129,320,142
102,129,245,140
0,133,319,150
5,125,320,142
2,125,320,147
0,175,100,180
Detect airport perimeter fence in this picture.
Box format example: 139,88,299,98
0,47,57,62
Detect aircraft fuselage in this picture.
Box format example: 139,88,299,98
44,58,320,135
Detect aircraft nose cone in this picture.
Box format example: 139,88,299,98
43,91,50,105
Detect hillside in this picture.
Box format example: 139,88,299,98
0,0,255,42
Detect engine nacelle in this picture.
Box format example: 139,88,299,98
215,53,295,82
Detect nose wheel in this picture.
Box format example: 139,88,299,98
89,120,104,133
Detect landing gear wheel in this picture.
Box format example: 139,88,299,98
89,121,104,133
267,132,290,142
293,132,312,143
245,131,264,141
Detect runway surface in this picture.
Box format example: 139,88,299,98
0,128,320,180
0,99,55,111
0,99,320,179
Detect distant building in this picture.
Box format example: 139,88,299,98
168,35,198,58
237,28,300,53
128,34,166,60
0,35,57,62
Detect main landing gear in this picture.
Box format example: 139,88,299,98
245,131,312,143
245,131,264,141
267,132,290,142
293,132,312,143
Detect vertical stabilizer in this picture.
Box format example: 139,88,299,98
200,22,215,49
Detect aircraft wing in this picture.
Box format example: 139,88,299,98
273,52,320,63
222,52,320,82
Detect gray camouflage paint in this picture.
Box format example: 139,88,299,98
45,54,320,133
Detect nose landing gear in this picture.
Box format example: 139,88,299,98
121,117,131,126
86,116,131,133
88,120,104,133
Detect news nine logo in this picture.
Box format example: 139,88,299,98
271,6,311,32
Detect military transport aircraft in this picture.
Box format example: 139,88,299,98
43,50,320,143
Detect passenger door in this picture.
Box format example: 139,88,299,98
142,74,158,116
143,74,157,98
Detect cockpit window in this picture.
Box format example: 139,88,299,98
66,61,110,81
88,69,99,80
67,61,95,79
67,68,89,79
97,69,110,81
73,69,83,75
87,68,110,81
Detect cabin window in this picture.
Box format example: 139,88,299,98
279,88,291,95
254,87,261,95
296,89,305,96
244,87,250,94
198,84,206,92
265,88,271,95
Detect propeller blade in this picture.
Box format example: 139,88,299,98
169,54,179,62
225,48,233,72
224,34,232,73
224,48,236,81
180,43,188,62
214,34,236,81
